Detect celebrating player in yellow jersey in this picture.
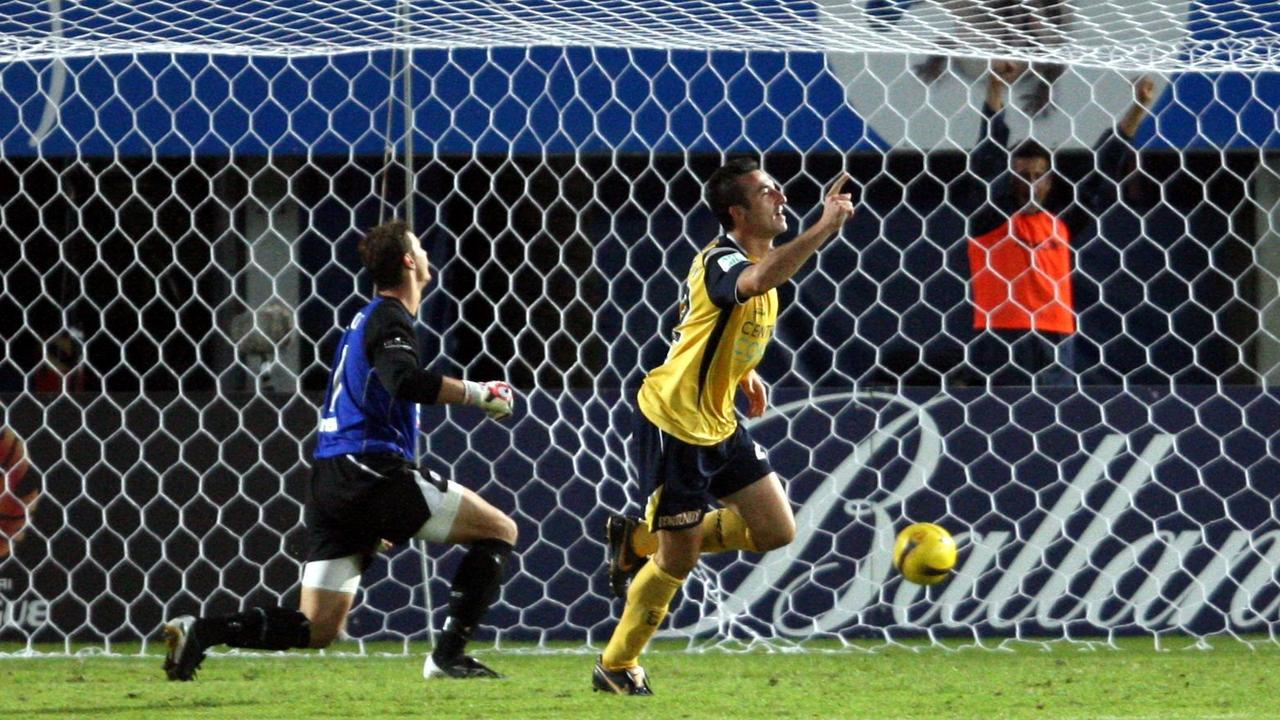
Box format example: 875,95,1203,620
592,159,855,695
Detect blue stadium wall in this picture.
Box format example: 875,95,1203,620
0,47,1277,158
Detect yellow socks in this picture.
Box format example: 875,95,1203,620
631,522,658,557
629,509,757,558
697,509,759,554
601,561,683,670
603,510,756,670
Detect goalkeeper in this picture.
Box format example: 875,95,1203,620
162,220,518,681
593,160,855,695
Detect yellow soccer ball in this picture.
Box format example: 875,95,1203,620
893,522,957,586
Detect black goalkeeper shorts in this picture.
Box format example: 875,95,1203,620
305,453,439,562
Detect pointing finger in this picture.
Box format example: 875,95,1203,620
827,172,852,199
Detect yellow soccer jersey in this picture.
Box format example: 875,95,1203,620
637,236,777,445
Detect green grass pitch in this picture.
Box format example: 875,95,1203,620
3,638,1277,719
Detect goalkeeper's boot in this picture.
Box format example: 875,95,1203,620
592,656,653,696
423,653,504,679
605,513,647,599
162,615,207,681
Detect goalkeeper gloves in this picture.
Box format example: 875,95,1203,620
462,380,515,421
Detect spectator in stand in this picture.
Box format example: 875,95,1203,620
961,61,1156,387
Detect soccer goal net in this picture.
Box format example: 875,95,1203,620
2,1,1279,654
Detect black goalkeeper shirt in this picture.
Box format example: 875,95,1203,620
364,297,444,405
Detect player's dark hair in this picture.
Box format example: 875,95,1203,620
359,220,412,289
706,157,760,231
1012,139,1051,165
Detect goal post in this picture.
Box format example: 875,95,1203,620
1,0,1279,653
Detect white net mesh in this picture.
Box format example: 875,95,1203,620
2,1,1278,72
1,1,1279,653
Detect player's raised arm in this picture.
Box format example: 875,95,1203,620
972,62,1019,183
1119,75,1157,140
1077,76,1158,223
983,59,1024,115
366,303,515,420
735,172,855,298
967,62,1028,237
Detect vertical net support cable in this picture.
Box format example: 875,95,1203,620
392,0,432,652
